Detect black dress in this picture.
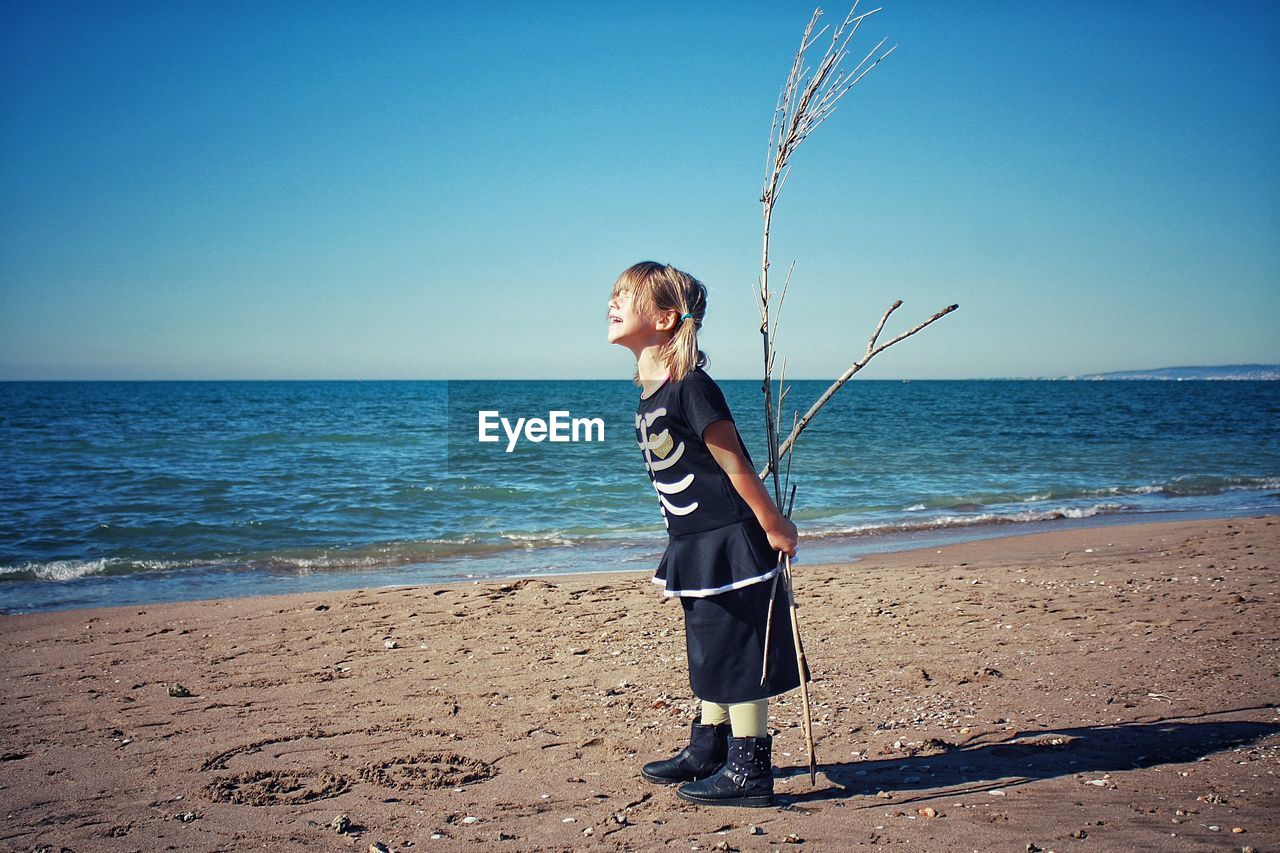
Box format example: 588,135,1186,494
636,368,802,703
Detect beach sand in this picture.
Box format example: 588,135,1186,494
1,515,1276,851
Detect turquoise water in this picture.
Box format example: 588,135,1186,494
2,379,1277,613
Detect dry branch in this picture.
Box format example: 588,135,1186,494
752,3,958,787
759,300,960,480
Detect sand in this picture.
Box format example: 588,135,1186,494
1,515,1277,852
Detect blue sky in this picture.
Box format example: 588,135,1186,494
2,1,1277,380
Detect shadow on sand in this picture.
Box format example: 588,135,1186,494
778,708,1279,806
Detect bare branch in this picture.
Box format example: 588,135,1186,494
775,357,787,475
846,42,898,89
756,3,926,490
771,261,797,347
866,299,903,352
759,301,960,478
782,410,798,506
753,4,942,786
869,301,958,359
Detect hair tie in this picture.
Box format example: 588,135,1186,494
680,313,695,321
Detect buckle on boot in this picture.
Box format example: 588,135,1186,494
725,769,747,786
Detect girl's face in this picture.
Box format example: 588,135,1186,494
607,287,647,347
608,283,676,354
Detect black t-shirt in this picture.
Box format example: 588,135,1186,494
635,368,758,537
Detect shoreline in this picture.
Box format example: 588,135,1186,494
1,515,1277,850
4,505,1275,616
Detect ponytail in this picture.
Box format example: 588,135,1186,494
662,306,707,382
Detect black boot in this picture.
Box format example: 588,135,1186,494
641,722,729,785
675,735,774,807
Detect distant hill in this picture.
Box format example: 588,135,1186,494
1067,364,1280,381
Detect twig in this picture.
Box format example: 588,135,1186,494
771,261,796,349
761,300,959,478
783,554,816,784
760,556,784,686
760,480,798,688
782,412,798,504
775,357,788,475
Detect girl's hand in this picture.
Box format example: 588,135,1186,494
765,516,798,558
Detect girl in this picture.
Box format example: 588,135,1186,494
607,260,802,808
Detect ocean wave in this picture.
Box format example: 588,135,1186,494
263,554,388,571
806,503,1128,540
0,530,611,584
500,531,575,548
893,475,1280,512
260,537,491,571
0,558,110,582
1147,475,1280,497
0,557,209,583
7,475,1275,587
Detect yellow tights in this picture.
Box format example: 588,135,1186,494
700,699,768,738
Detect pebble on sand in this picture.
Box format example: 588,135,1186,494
166,683,192,697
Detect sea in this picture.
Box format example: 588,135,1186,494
2,379,1277,614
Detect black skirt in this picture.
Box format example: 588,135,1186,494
682,577,804,703
655,519,780,597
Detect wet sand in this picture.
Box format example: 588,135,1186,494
1,515,1277,851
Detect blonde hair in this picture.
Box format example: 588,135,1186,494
611,261,708,382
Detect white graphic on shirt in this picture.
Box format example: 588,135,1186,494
652,473,693,494
636,407,698,524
